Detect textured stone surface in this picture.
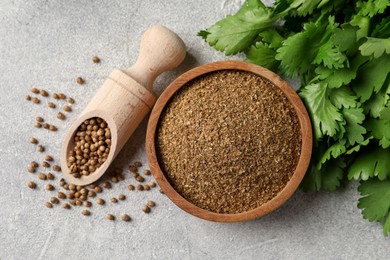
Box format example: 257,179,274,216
0,0,388,259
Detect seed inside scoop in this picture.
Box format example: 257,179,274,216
67,117,111,178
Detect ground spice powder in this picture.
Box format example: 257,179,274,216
156,70,302,214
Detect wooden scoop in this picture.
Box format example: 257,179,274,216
60,25,186,186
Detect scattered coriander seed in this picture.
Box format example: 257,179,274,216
142,205,151,213
118,194,126,200
42,161,50,168
45,184,55,191
69,184,76,191
137,185,144,191
83,201,92,207
38,173,47,180
34,122,42,128
25,95,31,101
148,181,156,188
63,203,71,209
59,178,66,186
52,93,59,99
69,200,76,206
118,174,125,181
31,97,40,104
52,165,61,171
67,192,75,199
28,181,36,189
92,56,101,63
58,192,66,199
89,183,97,189
80,188,88,195
68,97,75,104
94,186,102,193
37,145,44,152
147,201,156,207
134,161,142,167
88,190,96,198
80,195,87,201
107,214,115,221
143,185,150,191
48,102,56,109
27,165,35,173
136,176,145,182
63,184,69,190
40,89,48,97
76,77,85,85
144,169,151,176
35,116,44,122
44,154,53,161
58,93,66,99
31,87,39,94
47,173,55,180
49,125,57,131
96,198,105,205
111,198,118,203
43,123,50,129
50,197,59,204
121,214,131,222
75,200,82,206
102,182,111,189
74,192,81,198
76,185,82,191
57,112,65,120
127,184,135,191
63,105,72,112
129,165,137,173
159,189,165,194
111,177,118,183
45,202,53,208
81,209,90,216
31,161,39,168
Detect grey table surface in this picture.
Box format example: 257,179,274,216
0,0,388,259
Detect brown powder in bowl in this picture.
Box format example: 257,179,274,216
156,70,302,214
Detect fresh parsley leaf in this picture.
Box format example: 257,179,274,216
258,29,284,49
364,81,390,118
317,142,346,169
357,0,390,17
358,178,390,224
332,23,359,55
312,38,347,69
245,42,278,70
372,16,390,38
366,107,390,148
299,82,345,140
342,107,366,146
352,54,390,102
328,87,358,109
359,37,390,58
322,157,346,191
345,137,372,155
348,146,390,180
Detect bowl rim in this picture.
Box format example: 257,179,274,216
146,60,312,222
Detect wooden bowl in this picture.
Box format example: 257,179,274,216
146,61,312,222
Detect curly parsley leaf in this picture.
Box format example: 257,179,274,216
348,146,390,181
358,178,390,225
299,82,345,140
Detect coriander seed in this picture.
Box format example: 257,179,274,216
63,105,72,112
34,122,42,128
27,165,35,173
38,173,47,180
67,192,75,199
136,176,145,182
69,200,76,206
111,198,118,203
94,186,102,193
144,169,151,176
143,185,150,191
57,112,65,120
134,161,142,167
31,97,40,104
31,161,39,168
40,89,48,97
137,185,144,191
96,198,105,205
147,201,156,207
52,93,59,99
45,184,55,191
129,165,137,173
31,87,39,94
148,181,156,188
45,202,53,208
58,93,66,99
44,154,53,161
102,182,111,189
47,173,54,180
121,214,131,222
83,201,92,207
76,77,85,85
107,214,115,221
88,190,96,197
92,56,100,63
118,194,126,200
42,161,50,168
50,197,59,204
25,95,31,101
127,184,135,191
43,123,50,129
58,192,66,199
63,203,71,209
81,209,90,216
142,205,150,213
48,102,56,109
69,184,76,191
80,195,87,201
75,200,82,206
68,97,75,104
49,125,57,131
37,145,44,152
52,165,61,171
28,181,36,189
36,116,44,122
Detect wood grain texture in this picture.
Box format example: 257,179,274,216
60,25,186,186
146,61,313,222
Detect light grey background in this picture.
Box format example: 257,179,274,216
0,0,387,259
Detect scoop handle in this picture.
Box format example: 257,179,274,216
124,25,186,91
